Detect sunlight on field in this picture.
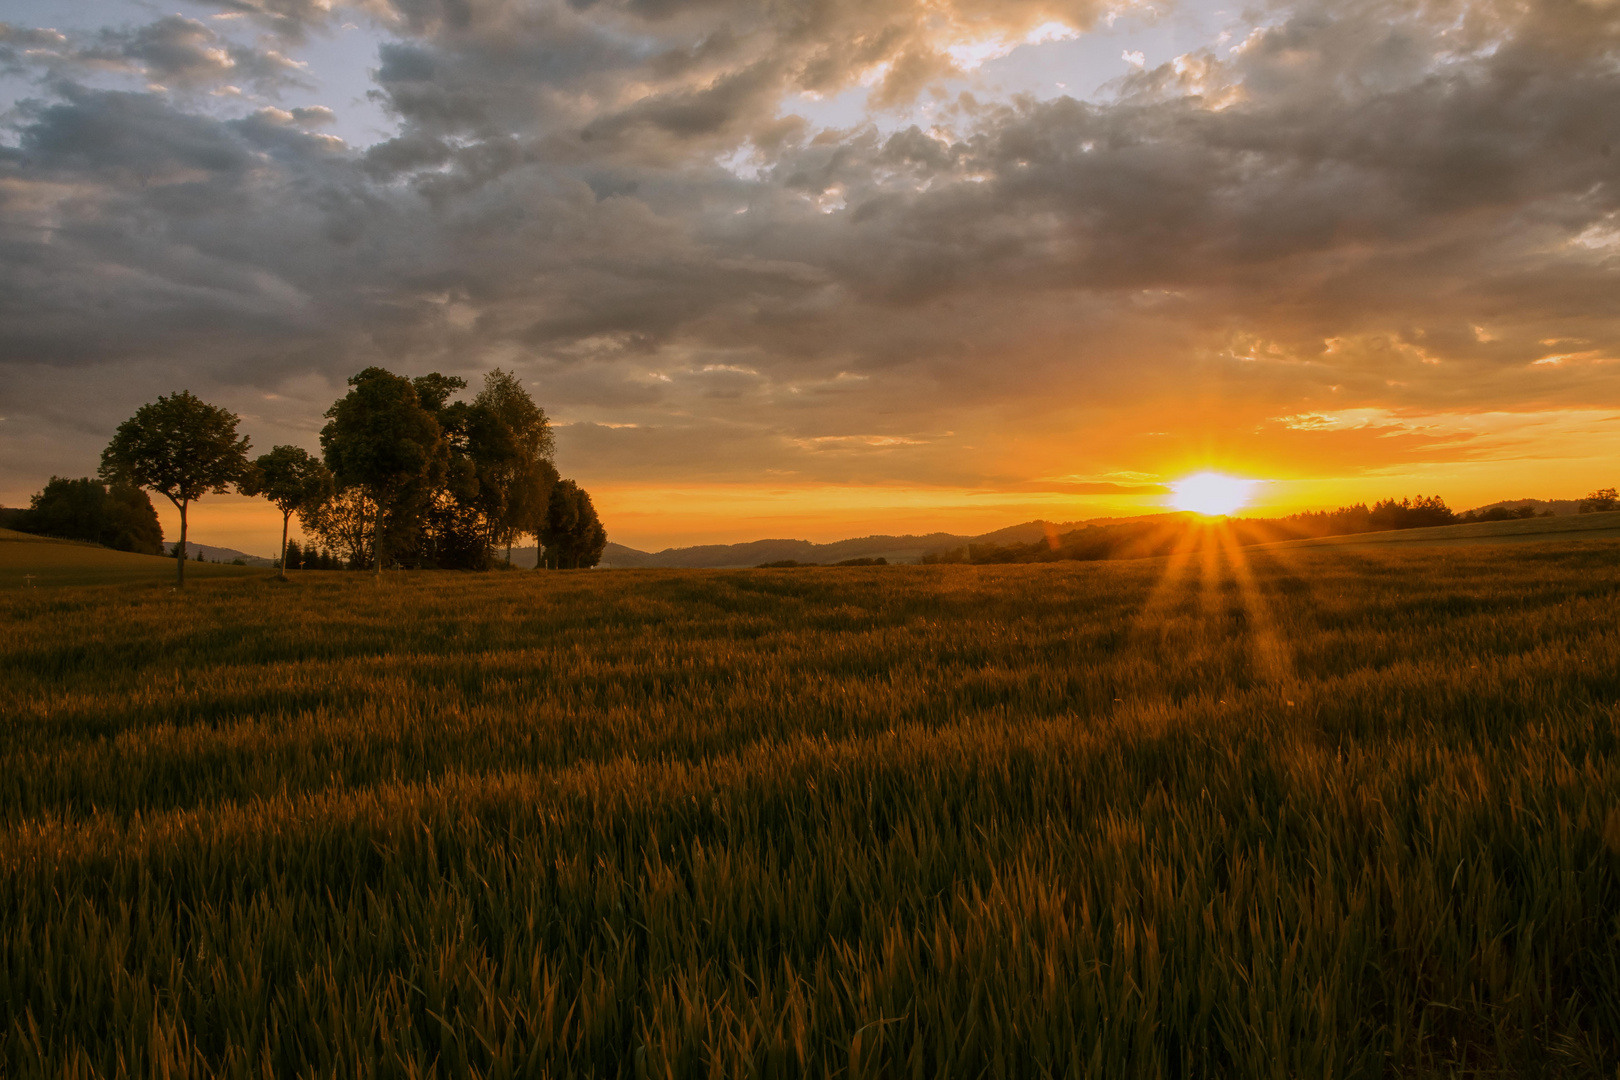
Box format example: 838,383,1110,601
4,543,1620,1074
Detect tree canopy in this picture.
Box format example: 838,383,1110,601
99,390,250,587
542,479,608,569
19,477,163,555
240,446,334,581
320,368,446,576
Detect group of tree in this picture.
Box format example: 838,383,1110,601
1,477,165,554
1579,487,1619,513
70,369,606,587
278,539,347,571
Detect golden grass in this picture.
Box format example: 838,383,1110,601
0,529,267,587
3,539,1620,1076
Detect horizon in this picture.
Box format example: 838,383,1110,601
65,489,1584,562
5,0,1620,554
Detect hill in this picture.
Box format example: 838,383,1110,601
1258,508,1620,550
184,542,275,567
0,529,268,586
570,517,1171,569
1463,497,1583,516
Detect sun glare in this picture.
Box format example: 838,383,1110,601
1171,472,1257,516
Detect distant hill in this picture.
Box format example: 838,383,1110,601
574,517,1181,569
184,543,276,567
502,500,1602,571
1462,498,1582,516
1260,508,1620,549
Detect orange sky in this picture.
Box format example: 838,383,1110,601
5,0,1620,556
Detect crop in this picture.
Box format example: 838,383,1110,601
3,534,1619,1077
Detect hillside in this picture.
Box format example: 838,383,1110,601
0,529,268,586
1258,508,1620,549
575,517,1170,569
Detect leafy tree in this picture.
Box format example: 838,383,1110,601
21,477,164,555
303,489,376,570
320,369,445,578
473,369,556,564
541,480,608,569
99,391,251,588
1579,488,1618,513
240,446,334,582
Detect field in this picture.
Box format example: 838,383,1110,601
0,529,264,587
1261,509,1620,551
4,530,1620,1077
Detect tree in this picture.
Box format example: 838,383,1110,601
240,446,334,582
541,479,608,569
473,369,556,565
1369,495,1455,530
21,477,164,555
100,391,251,588
320,368,445,578
303,489,376,570
525,460,561,567
1579,488,1618,513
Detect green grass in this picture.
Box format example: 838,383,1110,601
3,538,1620,1077
0,529,267,587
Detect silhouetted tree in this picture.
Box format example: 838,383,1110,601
21,477,164,555
240,446,334,582
542,480,608,569
281,538,303,571
1579,488,1618,513
473,369,556,564
320,369,445,577
1369,495,1455,530
100,391,251,588
304,489,375,570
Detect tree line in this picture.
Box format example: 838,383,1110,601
7,368,606,586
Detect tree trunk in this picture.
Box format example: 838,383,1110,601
505,539,512,567
279,510,290,582
373,495,383,579
535,535,543,569
177,500,188,589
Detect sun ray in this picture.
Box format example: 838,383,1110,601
1213,521,1292,685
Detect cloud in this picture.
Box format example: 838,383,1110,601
0,16,312,95
5,0,1620,526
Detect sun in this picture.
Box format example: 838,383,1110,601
1170,472,1257,516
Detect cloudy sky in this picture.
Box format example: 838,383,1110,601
3,0,1619,553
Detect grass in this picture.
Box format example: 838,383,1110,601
0,529,266,588
3,531,1620,1076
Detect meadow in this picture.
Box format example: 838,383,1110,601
3,532,1620,1077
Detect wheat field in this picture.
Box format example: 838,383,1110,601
4,533,1619,1077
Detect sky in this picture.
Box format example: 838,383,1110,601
3,0,1619,555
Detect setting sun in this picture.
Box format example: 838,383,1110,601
1170,472,1258,516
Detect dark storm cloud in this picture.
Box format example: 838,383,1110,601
4,0,1620,500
